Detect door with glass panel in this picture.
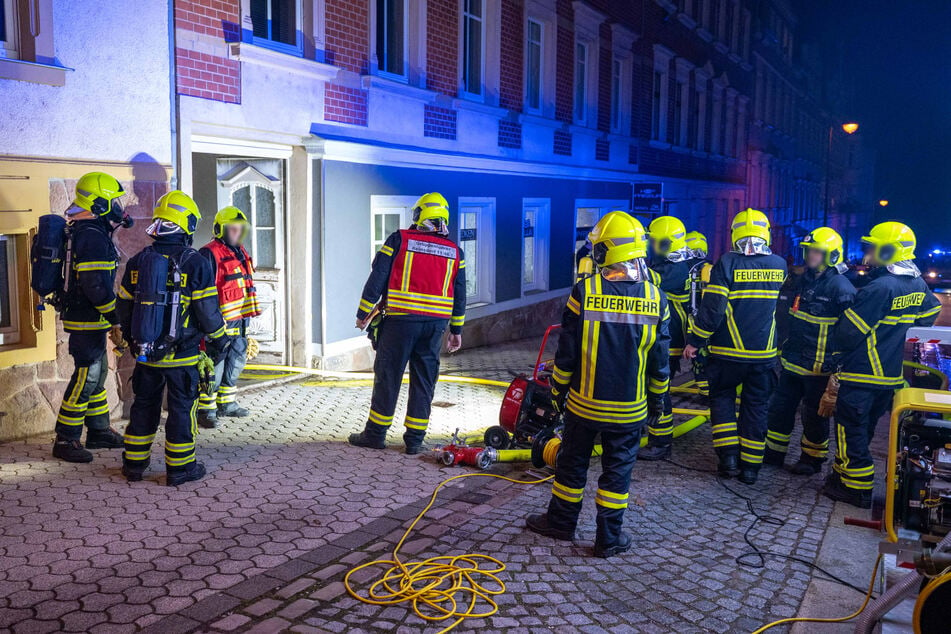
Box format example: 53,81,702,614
216,159,286,362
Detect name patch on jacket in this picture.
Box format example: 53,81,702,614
892,292,925,310
407,239,456,259
733,269,785,283
584,294,660,324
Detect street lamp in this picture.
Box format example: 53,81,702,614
879,199,889,207
823,122,860,226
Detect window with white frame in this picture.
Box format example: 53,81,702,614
369,196,414,262
458,198,496,305
575,199,628,253
525,18,543,113
651,46,673,142
0,234,20,346
250,0,302,54
610,24,635,135
461,0,485,98
375,0,407,78
573,41,587,123
0,0,17,59
522,199,550,293
610,58,622,131
232,184,279,269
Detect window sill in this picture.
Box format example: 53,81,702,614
452,97,506,119
520,113,567,129
649,140,672,150
696,28,714,43
229,42,339,82
0,57,71,86
714,42,729,55
677,14,697,29
361,74,437,103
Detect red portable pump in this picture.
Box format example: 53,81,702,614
486,325,562,450
434,429,499,470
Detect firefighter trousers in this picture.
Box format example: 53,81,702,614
123,363,199,472
707,357,776,468
647,356,680,446
547,413,642,549
765,370,831,461
199,319,248,412
832,383,894,492
55,331,111,440
363,318,446,444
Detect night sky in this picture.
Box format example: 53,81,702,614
795,0,951,250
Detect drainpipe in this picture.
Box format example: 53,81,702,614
167,0,180,189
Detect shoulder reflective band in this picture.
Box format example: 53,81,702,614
733,269,785,283
406,239,456,259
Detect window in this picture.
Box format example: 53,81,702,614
652,71,664,140
462,0,484,98
522,199,550,293
458,198,496,305
369,196,413,261
525,18,543,112
0,0,16,59
673,79,687,146
573,41,587,123
376,0,406,78
0,235,20,346
610,58,622,131
232,184,278,268
250,0,301,54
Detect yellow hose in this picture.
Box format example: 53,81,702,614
903,360,950,390
244,363,511,388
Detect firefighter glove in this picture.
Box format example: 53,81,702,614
817,373,840,418
197,352,215,396
246,337,260,361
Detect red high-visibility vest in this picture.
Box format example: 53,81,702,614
386,229,461,318
204,238,260,321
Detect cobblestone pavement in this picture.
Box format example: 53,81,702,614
0,338,882,633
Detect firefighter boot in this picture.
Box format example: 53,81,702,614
197,409,219,429
52,438,93,463
762,448,786,468
717,451,740,478
122,459,150,482
403,431,425,455
167,461,207,487
218,403,249,418
737,462,759,485
790,455,824,476
85,428,125,449
525,513,575,541
638,442,672,461
595,532,633,558
349,422,387,450
821,472,871,509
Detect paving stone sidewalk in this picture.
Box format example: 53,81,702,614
0,338,888,633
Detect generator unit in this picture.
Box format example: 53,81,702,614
894,415,951,539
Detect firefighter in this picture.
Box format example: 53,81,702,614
349,193,466,454
823,222,940,508
525,211,670,557
640,216,691,461
764,228,856,475
117,191,230,486
684,230,712,395
52,172,129,463
684,208,787,484
196,206,261,428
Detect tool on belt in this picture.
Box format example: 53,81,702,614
817,373,840,418
197,351,215,397
365,304,385,350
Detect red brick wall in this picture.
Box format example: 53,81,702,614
554,0,574,123
499,0,524,111
174,0,242,103
324,0,370,125
427,0,458,96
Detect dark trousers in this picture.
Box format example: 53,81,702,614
766,370,831,461
832,383,894,491
56,331,111,440
363,318,446,444
547,413,642,548
123,363,199,472
707,357,776,467
199,319,248,411
647,356,680,446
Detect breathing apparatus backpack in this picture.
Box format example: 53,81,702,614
688,260,712,316
30,214,71,311
131,247,194,362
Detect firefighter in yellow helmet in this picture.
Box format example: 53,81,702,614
822,222,940,508
640,216,691,461
764,227,856,475
52,172,133,463
349,192,467,454
684,209,787,484
196,206,261,428
526,211,670,557
116,191,230,485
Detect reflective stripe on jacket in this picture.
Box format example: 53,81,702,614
650,258,690,356
63,220,119,333
201,238,260,321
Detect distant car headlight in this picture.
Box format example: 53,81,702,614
929,271,938,278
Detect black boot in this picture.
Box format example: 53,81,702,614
349,431,386,450
639,443,672,461
525,513,575,541
167,461,207,486
218,403,249,418
197,409,219,429
821,473,871,509
717,453,739,478
403,432,424,455
594,532,633,558
790,455,824,476
737,462,759,485
122,460,150,482
52,438,93,463
762,448,786,468
85,428,124,449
